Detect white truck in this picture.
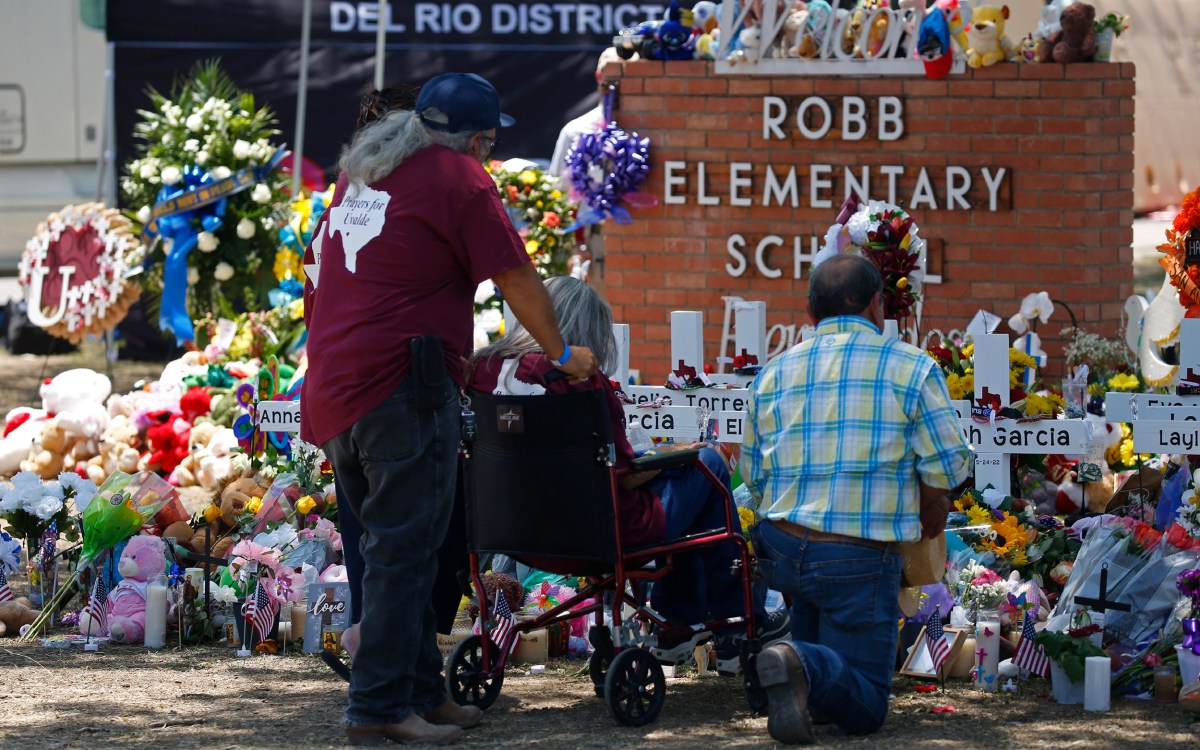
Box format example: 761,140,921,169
0,0,106,272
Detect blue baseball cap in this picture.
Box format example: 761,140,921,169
416,73,515,133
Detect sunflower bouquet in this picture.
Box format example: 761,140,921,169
949,488,1035,572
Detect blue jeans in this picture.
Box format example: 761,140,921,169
750,520,902,735
648,447,751,627
324,376,459,726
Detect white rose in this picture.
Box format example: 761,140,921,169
197,231,220,252
250,184,272,204
161,132,173,145
214,262,235,281
195,150,209,166
184,138,200,153
233,139,252,160
31,494,63,521
236,218,256,239
187,267,200,285
185,113,204,132
211,166,232,180
136,206,152,224
138,163,156,180
160,166,182,186
260,217,274,230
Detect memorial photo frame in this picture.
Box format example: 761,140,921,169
899,626,968,679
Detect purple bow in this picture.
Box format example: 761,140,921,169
1184,617,1200,655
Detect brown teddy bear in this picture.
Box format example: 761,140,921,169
0,597,40,637
86,414,141,485
19,418,71,479
1037,2,1096,63
185,468,273,559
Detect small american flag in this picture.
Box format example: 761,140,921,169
85,573,110,635
39,522,57,570
245,579,277,643
925,606,951,675
489,590,518,655
1012,608,1050,678
0,569,13,603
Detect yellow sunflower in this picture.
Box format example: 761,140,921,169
986,514,1027,556
966,505,993,527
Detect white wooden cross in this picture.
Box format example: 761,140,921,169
1124,318,1200,453
956,333,1093,495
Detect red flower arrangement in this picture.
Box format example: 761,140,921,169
1159,186,1200,316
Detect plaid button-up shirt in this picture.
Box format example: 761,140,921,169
743,316,971,543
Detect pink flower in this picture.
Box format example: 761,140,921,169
971,569,1002,586
265,568,306,604
229,539,281,574
313,517,342,551
319,563,347,582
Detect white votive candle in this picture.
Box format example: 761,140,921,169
1084,655,1111,711
144,578,168,649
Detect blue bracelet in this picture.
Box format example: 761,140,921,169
551,343,571,367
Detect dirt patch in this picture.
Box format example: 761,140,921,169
0,342,163,415
0,640,1195,750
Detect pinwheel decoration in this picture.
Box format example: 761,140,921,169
232,355,301,461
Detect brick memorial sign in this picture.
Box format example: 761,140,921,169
600,60,1135,379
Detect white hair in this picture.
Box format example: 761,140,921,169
339,107,484,187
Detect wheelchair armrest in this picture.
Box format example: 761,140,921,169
630,447,702,472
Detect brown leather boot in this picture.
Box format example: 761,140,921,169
345,713,463,746
755,643,815,745
424,700,485,728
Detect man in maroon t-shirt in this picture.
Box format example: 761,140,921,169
302,72,596,746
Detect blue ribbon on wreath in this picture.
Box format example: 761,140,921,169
142,147,287,344
563,88,657,232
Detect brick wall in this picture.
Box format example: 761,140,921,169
600,60,1135,380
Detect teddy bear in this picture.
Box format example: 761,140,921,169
1037,2,1095,64
41,369,111,447
79,535,166,643
727,26,762,64
140,410,190,475
0,597,40,637
772,5,809,58
169,421,219,488
964,4,1016,68
85,414,142,485
185,468,273,559
0,407,48,476
19,418,71,479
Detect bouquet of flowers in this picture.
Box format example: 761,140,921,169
1178,568,1200,656
193,301,306,366
819,197,926,322
927,338,973,401
0,472,92,550
123,60,291,330
489,162,578,277
950,488,1035,570
1174,472,1200,548
948,560,1011,614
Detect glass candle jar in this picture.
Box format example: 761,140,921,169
1154,664,1179,704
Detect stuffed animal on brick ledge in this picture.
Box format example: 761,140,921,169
79,535,166,643
1037,2,1095,64
964,4,1017,68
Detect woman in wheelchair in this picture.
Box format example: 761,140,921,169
469,277,779,669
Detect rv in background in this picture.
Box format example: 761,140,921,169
0,0,106,272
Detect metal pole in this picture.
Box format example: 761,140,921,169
375,0,388,89
292,0,314,197
95,42,116,204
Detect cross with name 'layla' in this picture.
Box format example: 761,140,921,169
1124,319,1200,454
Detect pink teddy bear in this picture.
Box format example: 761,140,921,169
79,535,166,643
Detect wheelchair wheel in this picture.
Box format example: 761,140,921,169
589,625,615,697
604,648,666,727
447,635,505,710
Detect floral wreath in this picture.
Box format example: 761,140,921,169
1159,186,1200,317
562,88,655,229
18,203,143,344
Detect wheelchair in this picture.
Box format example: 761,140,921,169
446,375,768,726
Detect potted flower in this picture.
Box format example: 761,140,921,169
1092,12,1129,63
1035,609,1107,704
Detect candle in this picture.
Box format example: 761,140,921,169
975,614,1001,692
185,568,206,591
144,578,168,649
1154,665,1178,704
1084,655,1111,711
